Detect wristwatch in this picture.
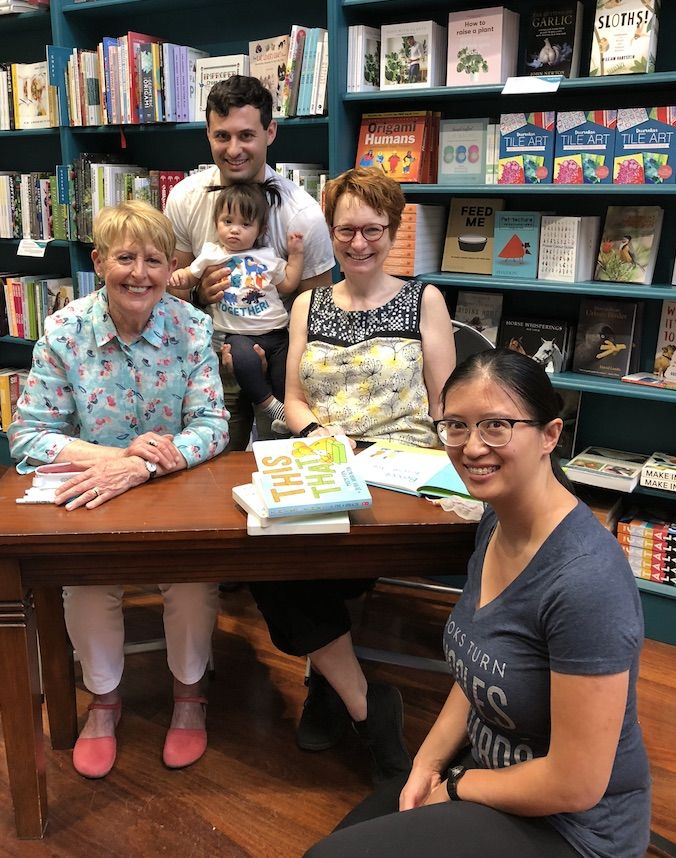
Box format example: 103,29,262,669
144,460,158,480
299,421,322,438
445,765,467,801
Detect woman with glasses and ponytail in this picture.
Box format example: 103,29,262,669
248,167,456,783
306,348,650,858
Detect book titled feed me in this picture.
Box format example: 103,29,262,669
492,211,541,279
441,197,505,274
554,110,617,184
498,112,555,184
520,2,584,79
589,0,660,77
614,107,676,185
252,435,372,518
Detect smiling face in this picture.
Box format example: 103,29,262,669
92,235,175,339
441,375,560,506
216,203,261,253
331,193,392,277
207,105,276,184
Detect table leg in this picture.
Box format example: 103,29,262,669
34,586,77,750
0,560,47,838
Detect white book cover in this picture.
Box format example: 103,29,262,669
380,20,446,91
13,61,50,130
538,215,600,282
446,6,519,86
590,0,660,76
248,34,289,118
437,118,488,185
194,55,250,118
348,25,380,93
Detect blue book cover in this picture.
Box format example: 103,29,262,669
614,107,676,185
554,110,616,184
100,37,118,125
492,211,541,279
296,28,318,117
252,435,373,518
46,45,71,126
498,112,555,184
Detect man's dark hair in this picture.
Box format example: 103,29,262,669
206,75,273,128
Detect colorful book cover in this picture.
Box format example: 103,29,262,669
589,0,660,76
498,112,555,184
248,34,289,119
520,1,584,78
441,197,505,274
12,61,50,130
572,297,640,378
613,107,676,185
252,435,373,518
446,6,519,86
492,211,541,279
354,111,430,183
554,110,616,184
565,446,649,492
499,317,569,373
380,20,445,90
282,24,307,117
125,32,162,125
653,299,676,383
594,205,664,284
437,118,488,185
233,481,351,535
454,290,503,345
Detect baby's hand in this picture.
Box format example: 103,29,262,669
287,232,305,255
169,268,193,289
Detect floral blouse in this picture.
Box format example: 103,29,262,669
9,288,229,471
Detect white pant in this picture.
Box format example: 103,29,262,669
63,583,219,694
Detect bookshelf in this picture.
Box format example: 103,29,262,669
0,0,675,640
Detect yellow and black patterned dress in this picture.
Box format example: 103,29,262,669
299,280,439,448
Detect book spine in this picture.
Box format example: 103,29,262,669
263,495,371,518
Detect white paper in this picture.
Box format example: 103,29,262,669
501,75,563,95
17,238,50,258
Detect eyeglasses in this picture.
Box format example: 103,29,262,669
436,418,546,448
330,224,388,243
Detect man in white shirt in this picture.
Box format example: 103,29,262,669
165,75,334,449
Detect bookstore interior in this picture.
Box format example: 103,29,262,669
0,1,675,638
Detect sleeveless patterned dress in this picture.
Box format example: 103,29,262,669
299,280,439,448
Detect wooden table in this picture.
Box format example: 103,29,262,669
0,452,476,838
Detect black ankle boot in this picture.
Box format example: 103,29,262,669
353,683,411,785
296,670,350,751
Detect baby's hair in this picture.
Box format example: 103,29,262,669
206,179,282,247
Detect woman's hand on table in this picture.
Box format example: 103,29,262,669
305,425,357,449
124,432,183,470
53,457,151,510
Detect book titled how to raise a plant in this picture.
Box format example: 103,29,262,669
252,435,372,518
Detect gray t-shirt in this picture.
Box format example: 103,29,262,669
444,502,650,858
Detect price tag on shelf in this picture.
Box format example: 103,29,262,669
501,75,563,95
17,239,50,258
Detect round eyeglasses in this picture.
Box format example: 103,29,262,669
330,224,388,243
436,418,546,448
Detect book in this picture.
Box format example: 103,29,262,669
498,112,555,184
572,297,641,379
347,25,381,93
564,445,649,492
498,317,569,373
12,61,50,130
492,211,541,279
538,215,601,282
282,24,308,117
251,435,372,518
613,107,676,185
653,300,676,383
640,452,676,493
0,366,20,432
353,440,470,499
554,110,616,184
194,54,250,118
594,205,664,284
437,118,488,185
621,371,676,391
441,197,505,274
248,34,289,119
354,111,432,184
446,6,519,86
589,0,660,77
46,45,71,127
454,290,503,346
382,203,446,277
520,2,584,78
380,20,447,91
233,481,350,535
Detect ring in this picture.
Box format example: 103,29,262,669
92,487,100,498
147,439,158,447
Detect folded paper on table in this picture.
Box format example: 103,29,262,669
354,441,471,499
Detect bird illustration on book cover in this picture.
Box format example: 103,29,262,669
497,234,531,264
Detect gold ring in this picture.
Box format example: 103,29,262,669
92,487,100,498
148,439,158,447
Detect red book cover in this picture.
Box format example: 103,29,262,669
355,111,430,183
159,170,185,212
126,32,163,124
10,277,25,339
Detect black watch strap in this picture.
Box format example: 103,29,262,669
299,421,321,437
446,765,467,801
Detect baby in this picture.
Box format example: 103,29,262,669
170,179,303,431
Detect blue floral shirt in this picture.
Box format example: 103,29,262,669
9,288,229,471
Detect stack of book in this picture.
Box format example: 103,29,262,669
640,453,676,494
564,446,649,492
0,367,28,432
232,435,372,536
275,162,328,205
2,274,73,340
281,24,329,117
383,204,446,277
347,25,381,93
354,110,439,183
617,512,676,586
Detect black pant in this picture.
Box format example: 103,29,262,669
304,750,580,858
248,579,374,656
225,328,288,406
